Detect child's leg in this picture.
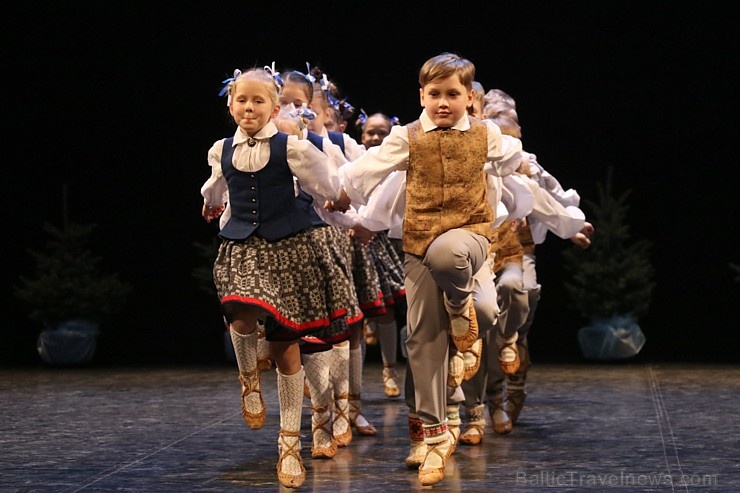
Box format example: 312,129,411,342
376,310,401,398
506,252,541,423
460,255,497,383
228,304,265,430
256,321,272,371
330,341,352,446
425,230,489,352
446,384,465,452
459,335,489,445
494,263,529,375
404,254,449,432
485,336,512,435
363,319,378,345
403,363,428,468
348,322,377,436
404,254,452,486
273,341,306,488
302,348,336,459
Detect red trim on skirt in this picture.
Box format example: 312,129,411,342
221,295,347,330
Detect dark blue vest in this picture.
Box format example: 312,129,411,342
307,131,346,157
219,133,311,242
328,131,345,155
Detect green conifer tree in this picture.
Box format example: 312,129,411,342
14,186,130,328
562,168,655,321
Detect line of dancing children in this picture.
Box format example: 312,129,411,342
455,84,594,446
201,53,592,488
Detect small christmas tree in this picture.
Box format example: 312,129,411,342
15,186,131,328
562,167,654,360
563,167,655,320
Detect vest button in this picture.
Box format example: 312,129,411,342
252,222,257,225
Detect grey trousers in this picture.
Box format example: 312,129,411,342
403,229,497,425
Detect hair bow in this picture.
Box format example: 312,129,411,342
218,69,242,106
263,61,283,93
355,109,368,128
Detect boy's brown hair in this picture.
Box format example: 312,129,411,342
419,52,475,90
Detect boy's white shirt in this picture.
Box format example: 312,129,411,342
504,174,585,240
340,111,523,206
358,168,584,241
525,153,584,244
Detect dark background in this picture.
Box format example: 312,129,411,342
2,1,738,367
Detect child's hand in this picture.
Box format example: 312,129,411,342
349,223,376,246
325,189,351,213
202,204,225,223
570,222,594,249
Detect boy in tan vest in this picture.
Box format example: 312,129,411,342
328,52,522,486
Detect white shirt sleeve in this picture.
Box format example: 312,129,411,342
342,133,367,161
500,175,536,221
510,174,585,241
358,170,406,232
529,153,581,208
483,119,523,177
287,135,341,205
339,125,410,205
201,139,229,207
313,203,361,229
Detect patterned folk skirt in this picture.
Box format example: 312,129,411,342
350,235,385,318
299,225,361,352
366,230,406,310
214,232,344,342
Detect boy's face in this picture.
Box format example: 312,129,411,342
470,99,484,119
229,80,279,136
419,75,473,128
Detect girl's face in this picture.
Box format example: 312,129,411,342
229,80,279,136
279,81,311,109
361,116,392,148
419,75,473,128
324,109,346,133
307,95,330,133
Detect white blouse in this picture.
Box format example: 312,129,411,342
200,121,342,229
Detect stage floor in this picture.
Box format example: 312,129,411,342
1,361,737,492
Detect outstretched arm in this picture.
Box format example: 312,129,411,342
570,222,594,249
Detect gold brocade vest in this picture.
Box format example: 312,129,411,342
517,221,536,254
403,119,493,256
489,220,525,273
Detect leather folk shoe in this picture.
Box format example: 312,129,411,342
418,437,452,486
496,332,520,375
238,369,266,430
445,293,478,352
462,338,483,381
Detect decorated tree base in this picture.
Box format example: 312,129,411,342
577,315,645,361
37,320,99,365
